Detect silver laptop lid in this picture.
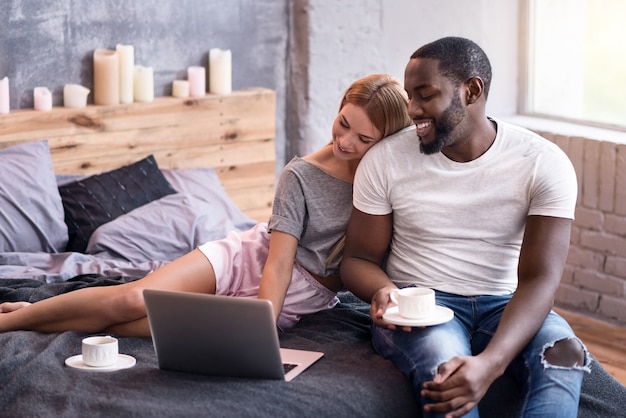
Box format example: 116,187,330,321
144,289,285,380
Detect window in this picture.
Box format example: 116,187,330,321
524,0,626,130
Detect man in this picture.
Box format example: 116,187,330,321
340,37,588,418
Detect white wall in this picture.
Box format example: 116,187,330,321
294,0,521,156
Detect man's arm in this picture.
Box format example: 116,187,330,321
422,215,573,417
480,215,573,370
341,207,402,327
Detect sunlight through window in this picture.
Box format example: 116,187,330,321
525,0,626,129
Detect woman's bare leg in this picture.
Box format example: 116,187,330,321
0,249,216,335
105,317,151,337
0,301,32,313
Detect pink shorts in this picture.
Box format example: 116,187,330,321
197,223,339,330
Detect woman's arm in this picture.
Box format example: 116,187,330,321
257,230,299,321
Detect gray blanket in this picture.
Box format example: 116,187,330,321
0,276,624,417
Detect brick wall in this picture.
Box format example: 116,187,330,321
537,131,626,326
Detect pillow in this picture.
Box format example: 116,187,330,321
0,140,68,253
85,167,256,263
59,155,177,253
161,167,255,231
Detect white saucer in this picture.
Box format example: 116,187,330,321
383,305,454,327
65,354,136,372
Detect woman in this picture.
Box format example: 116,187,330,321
0,74,412,336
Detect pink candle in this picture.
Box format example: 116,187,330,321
34,87,52,111
0,77,9,115
187,66,206,97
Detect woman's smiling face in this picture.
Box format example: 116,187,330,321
331,102,383,161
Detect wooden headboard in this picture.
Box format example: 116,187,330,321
0,88,276,223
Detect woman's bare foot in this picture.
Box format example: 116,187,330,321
0,301,32,313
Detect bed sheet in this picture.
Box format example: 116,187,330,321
1,278,624,418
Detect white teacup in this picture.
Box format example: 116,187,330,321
390,287,435,319
82,335,118,367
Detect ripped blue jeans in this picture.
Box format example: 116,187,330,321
372,290,589,418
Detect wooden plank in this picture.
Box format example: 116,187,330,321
0,88,277,222
227,185,274,214
217,161,276,223
217,162,276,222
0,88,275,143
48,138,275,175
216,161,277,190
40,115,274,154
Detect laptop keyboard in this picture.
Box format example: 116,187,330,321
283,363,298,374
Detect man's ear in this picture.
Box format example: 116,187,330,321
466,77,485,104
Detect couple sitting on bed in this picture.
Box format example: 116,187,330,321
0,37,587,417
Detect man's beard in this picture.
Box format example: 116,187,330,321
419,93,465,155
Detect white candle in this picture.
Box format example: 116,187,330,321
33,87,52,111
93,48,120,105
172,80,190,98
209,48,232,95
133,65,154,102
0,76,9,115
63,84,90,108
187,66,206,97
116,44,134,104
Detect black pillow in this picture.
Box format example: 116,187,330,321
59,155,177,253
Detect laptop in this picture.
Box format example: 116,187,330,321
143,289,323,381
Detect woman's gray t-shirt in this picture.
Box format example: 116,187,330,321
268,157,353,278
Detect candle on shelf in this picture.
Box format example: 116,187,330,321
187,66,206,97
0,77,8,115
209,48,232,95
116,44,134,104
33,87,52,111
63,84,90,108
172,80,190,98
93,48,120,105
133,65,154,102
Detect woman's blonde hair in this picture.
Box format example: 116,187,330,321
339,73,412,138
326,74,412,265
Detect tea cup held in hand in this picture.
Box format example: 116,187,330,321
390,287,435,319
82,335,118,367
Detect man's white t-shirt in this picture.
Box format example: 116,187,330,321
353,119,577,296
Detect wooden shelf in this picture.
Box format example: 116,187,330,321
0,88,277,223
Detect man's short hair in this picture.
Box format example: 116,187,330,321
411,37,492,98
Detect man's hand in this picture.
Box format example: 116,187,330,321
420,355,501,418
370,286,412,332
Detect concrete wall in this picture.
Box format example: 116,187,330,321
289,0,521,157
0,0,289,163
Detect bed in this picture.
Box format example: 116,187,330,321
0,88,625,417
